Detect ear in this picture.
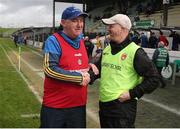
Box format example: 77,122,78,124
60,19,65,26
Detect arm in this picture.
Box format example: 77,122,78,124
166,52,169,67
43,36,89,85
44,52,83,84
129,48,160,99
152,49,159,64
88,55,102,84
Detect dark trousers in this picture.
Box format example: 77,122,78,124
99,113,135,128
40,105,86,128
157,67,166,87
99,99,137,128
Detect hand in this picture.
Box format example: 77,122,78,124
89,63,99,75
80,72,90,86
118,91,131,102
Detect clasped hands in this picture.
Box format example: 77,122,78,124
80,63,99,86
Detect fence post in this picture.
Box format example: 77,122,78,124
18,45,21,71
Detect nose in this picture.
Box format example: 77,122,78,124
77,20,83,28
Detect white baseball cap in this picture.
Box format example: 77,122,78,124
102,14,132,30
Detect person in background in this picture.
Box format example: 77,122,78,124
84,36,94,62
23,36,27,45
131,32,140,45
149,32,158,48
169,31,180,51
145,2,153,16
140,32,149,48
159,31,169,47
13,34,18,47
88,14,160,128
104,35,110,48
17,33,24,45
40,6,98,128
95,35,101,49
152,41,169,88
134,14,140,22
136,2,143,14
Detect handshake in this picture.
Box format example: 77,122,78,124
80,63,99,86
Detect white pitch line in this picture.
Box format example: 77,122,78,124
21,114,40,118
142,97,180,116
7,46,42,72
0,44,42,103
24,46,43,57
30,49,43,57
37,72,44,78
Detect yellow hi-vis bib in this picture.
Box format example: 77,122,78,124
100,42,143,102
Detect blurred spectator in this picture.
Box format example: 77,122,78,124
149,32,158,48
169,31,180,51
13,34,18,47
152,41,169,88
95,35,101,49
158,31,169,47
134,15,140,22
17,33,24,45
131,33,140,45
136,3,143,14
24,36,27,45
117,0,129,14
104,35,110,48
140,32,149,48
84,36,94,62
145,2,154,16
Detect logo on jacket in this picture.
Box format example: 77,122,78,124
74,53,82,57
121,53,127,60
78,59,82,65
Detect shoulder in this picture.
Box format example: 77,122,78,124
135,48,150,60
136,47,145,54
134,48,153,69
127,42,140,54
43,35,61,55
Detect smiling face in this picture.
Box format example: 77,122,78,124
61,16,84,39
107,23,129,43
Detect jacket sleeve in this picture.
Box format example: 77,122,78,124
44,53,83,85
129,48,161,99
152,49,160,64
43,35,83,85
88,55,102,84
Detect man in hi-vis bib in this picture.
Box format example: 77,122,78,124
89,14,161,128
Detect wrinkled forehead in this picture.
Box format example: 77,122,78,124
67,15,84,21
